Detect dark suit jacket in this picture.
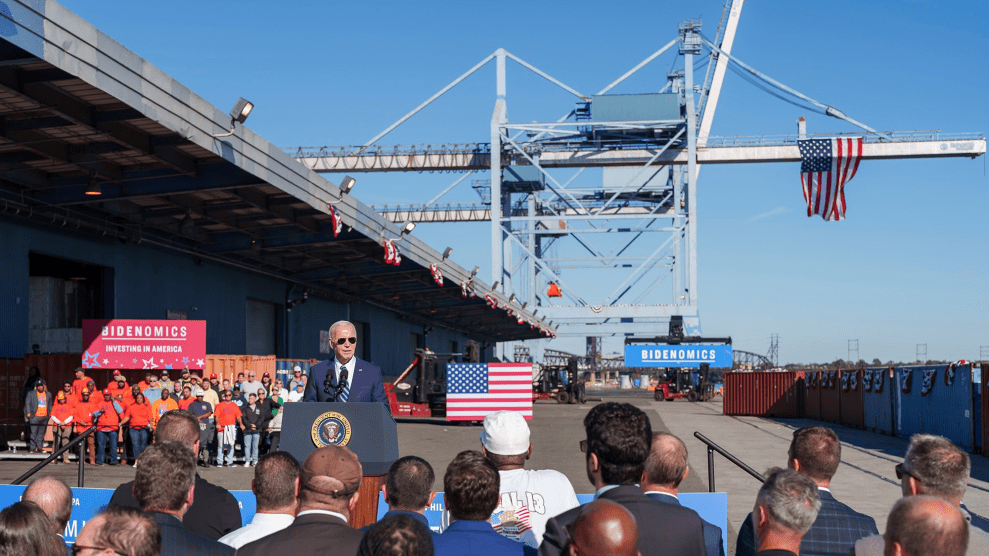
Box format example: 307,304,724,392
109,474,242,540
236,512,364,556
151,512,234,556
735,489,879,556
539,485,707,556
647,492,725,556
303,357,388,409
434,520,537,556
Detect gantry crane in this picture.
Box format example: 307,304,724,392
290,0,984,361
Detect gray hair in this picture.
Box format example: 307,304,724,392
903,434,969,500
885,495,968,556
329,320,355,338
755,467,821,533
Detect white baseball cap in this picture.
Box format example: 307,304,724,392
294,365,302,373
479,411,531,455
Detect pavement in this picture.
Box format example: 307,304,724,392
2,390,988,556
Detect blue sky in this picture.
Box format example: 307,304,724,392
55,0,988,364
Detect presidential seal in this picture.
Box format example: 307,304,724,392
311,411,352,447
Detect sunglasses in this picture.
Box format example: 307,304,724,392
336,337,358,345
894,463,915,481
579,440,588,453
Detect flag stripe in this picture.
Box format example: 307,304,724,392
799,137,862,221
446,362,533,421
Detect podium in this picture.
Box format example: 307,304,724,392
280,402,398,528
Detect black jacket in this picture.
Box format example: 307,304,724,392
240,403,265,431
109,474,242,540
237,512,364,556
151,512,234,556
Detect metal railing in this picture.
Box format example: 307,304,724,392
694,431,765,492
12,425,97,488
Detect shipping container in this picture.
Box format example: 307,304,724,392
979,363,987,454
863,367,895,435
895,364,975,451
804,371,822,420
819,370,841,424
838,369,865,429
723,371,802,417
203,354,277,385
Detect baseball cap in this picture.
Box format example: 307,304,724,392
81,388,89,394
56,392,66,401
300,445,362,502
263,372,270,378
161,370,169,375
480,411,531,456
195,388,205,397
102,389,110,395
210,373,217,379
294,365,302,373
112,370,121,376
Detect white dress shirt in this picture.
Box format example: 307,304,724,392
334,358,354,388
218,512,294,549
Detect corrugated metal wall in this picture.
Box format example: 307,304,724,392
805,371,822,420
839,369,865,429
820,370,841,423
723,371,802,417
863,367,894,435
895,364,974,451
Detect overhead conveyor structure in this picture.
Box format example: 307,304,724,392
290,0,984,360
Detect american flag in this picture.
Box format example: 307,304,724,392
799,137,862,221
446,362,533,421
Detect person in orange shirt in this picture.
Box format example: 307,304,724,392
49,391,74,463
150,389,179,429
107,371,131,404
214,390,244,467
177,386,196,410
94,389,123,465
61,382,79,406
120,392,152,466
72,368,93,397
72,388,100,464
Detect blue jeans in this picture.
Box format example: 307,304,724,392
243,431,259,464
129,428,149,460
96,430,118,464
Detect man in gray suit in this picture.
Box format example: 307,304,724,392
24,379,53,452
237,445,365,556
641,432,725,556
133,440,234,556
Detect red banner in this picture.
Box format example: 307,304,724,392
82,320,206,370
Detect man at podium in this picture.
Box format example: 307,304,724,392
305,320,388,410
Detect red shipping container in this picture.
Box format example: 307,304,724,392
819,369,841,423
724,371,802,417
839,369,865,429
804,371,822,420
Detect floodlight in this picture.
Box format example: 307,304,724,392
491,281,500,289
400,221,416,235
508,293,516,303
442,247,453,261
339,175,356,195
470,266,480,277
521,302,528,309
230,98,254,124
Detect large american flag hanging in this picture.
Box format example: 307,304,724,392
446,362,533,421
798,137,863,221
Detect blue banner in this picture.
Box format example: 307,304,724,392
624,344,732,367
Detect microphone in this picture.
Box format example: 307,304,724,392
335,367,349,401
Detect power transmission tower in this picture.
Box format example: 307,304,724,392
848,339,859,363
916,344,927,363
767,334,779,367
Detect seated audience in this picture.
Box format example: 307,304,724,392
736,426,878,556
752,467,821,556
641,432,725,556
855,434,987,555
363,456,437,540
219,451,300,549
0,500,66,556
539,402,706,556
132,440,234,555
109,410,241,540
76,505,161,556
566,499,638,556
359,513,434,556
480,410,578,548
433,450,536,556
237,445,365,556
22,476,72,551
884,496,968,556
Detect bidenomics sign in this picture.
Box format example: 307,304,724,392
624,345,733,368
82,319,207,370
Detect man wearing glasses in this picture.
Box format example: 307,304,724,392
304,320,387,409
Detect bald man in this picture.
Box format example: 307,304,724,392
23,476,73,552
566,499,639,556
885,496,968,556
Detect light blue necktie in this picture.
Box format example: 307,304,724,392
339,366,350,402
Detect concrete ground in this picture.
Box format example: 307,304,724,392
3,391,988,556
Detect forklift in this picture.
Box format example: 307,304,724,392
534,355,586,404
625,316,729,403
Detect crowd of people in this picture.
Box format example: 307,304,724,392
22,365,311,468
2,401,983,556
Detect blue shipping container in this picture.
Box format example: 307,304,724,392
863,367,894,435
895,364,974,451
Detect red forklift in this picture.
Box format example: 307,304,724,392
625,316,729,402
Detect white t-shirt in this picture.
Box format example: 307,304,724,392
287,390,305,403
491,468,580,548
